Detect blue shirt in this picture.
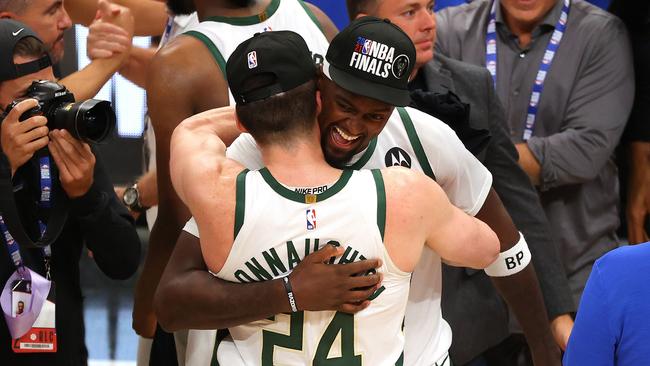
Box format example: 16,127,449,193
564,243,650,365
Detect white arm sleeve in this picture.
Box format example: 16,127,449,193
405,107,492,216
226,133,265,169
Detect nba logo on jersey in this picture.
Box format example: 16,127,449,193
248,51,258,69
306,209,316,230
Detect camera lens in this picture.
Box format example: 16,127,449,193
52,100,116,144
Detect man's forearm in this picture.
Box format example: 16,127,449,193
136,169,158,208
119,46,157,88
154,233,380,331
515,143,541,186
627,141,650,244
60,58,122,100
476,190,559,363
156,268,289,331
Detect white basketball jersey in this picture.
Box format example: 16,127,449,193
226,107,493,365
183,0,330,105
187,168,410,365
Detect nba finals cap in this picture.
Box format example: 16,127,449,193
0,19,51,82
227,31,316,105
323,16,416,107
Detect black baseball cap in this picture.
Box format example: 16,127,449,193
0,19,51,82
226,31,316,105
323,16,416,107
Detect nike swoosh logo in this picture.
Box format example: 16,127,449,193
12,28,24,36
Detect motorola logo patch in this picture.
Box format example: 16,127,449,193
385,147,412,168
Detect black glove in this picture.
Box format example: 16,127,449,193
410,89,491,156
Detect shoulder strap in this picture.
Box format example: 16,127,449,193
184,30,228,76
233,169,249,239
297,0,325,35
397,107,436,181
371,169,386,241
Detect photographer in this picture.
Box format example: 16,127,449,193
0,20,140,365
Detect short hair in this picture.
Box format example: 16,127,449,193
0,37,47,89
0,0,30,14
13,36,47,59
235,79,317,146
346,0,380,21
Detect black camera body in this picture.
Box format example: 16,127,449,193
6,80,116,144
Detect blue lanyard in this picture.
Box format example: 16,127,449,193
1,157,53,269
485,0,570,140
161,16,175,48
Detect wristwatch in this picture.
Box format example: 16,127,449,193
123,183,149,213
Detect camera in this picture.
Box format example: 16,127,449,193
6,80,116,144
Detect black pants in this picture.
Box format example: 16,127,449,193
464,334,533,366
149,324,178,366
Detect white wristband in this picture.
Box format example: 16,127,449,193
484,232,532,277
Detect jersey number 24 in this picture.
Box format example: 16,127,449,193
262,311,361,365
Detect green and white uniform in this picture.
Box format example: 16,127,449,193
183,0,329,106
184,169,410,365
178,2,329,363
226,107,493,365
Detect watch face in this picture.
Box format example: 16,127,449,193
123,188,138,206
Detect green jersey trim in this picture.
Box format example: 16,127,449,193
298,0,324,35
348,137,378,170
258,168,353,203
395,351,404,366
371,169,386,241
234,169,249,239
397,107,436,181
205,0,281,25
210,329,231,366
184,30,228,75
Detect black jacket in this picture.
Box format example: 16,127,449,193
0,150,140,366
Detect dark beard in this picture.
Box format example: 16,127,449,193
166,0,196,15
321,131,354,169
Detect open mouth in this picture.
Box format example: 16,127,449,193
330,126,360,147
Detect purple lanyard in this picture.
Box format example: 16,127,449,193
0,157,53,270
485,0,570,140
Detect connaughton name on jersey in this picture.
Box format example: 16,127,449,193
232,239,375,283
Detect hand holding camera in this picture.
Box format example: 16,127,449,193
0,98,49,176
48,129,95,199
1,80,115,198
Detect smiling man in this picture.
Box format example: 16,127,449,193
346,0,578,365
155,14,557,365
171,29,499,365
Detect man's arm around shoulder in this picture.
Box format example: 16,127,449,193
382,166,499,269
